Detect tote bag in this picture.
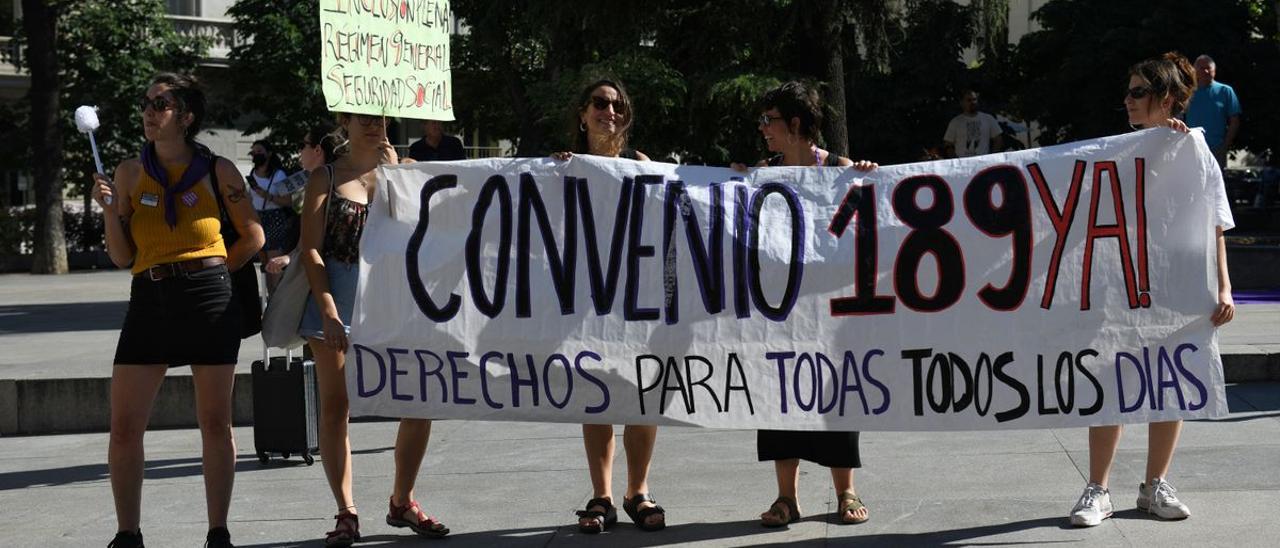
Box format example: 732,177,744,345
261,165,335,349
261,248,308,349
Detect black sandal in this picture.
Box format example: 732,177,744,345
575,497,617,534
623,493,667,531
761,495,801,528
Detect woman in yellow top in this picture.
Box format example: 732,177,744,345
92,73,263,548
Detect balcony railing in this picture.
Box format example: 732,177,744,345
168,15,240,64
465,146,511,159
0,36,20,76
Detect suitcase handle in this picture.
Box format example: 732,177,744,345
259,267,293,372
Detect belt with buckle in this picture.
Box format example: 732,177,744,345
141,257,227,281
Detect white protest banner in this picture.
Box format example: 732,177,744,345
348,129,1229,431
320,0,454,120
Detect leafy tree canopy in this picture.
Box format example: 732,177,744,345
223,0,330,156
14,0,205,195
1016,0,1279,156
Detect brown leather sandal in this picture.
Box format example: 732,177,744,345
838,490,870,524
325,512,360,547
761,495,801,528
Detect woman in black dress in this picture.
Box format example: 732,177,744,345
749,81,876,527
553,79,664,534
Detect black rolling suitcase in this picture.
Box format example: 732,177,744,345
251,349,320,465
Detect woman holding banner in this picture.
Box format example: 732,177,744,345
553,79,666,534
93,73,263,548
748,81,877,528
1068,52,1236,528
298,113,449,546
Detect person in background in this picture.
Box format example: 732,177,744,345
407,120,466,162
942,89,1003,158
264,125,342,276
93,72,263,548
1256,154,1279,208
1069,51,1236,528
747,81,877,528
1185,54,1242,170
247,140,294,293
298,113,449,546
552,79,662,535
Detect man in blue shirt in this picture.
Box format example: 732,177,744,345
1185,55,1241,169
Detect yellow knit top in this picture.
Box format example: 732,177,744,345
129,164,226,274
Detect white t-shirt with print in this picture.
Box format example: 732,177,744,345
944,112,1000,157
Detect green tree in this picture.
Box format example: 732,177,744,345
451,0,676,157
20,0,64,274
1015,0,1277,154
847,0,981,164
451,0,991,166
14,0,206,270
223,0,329,154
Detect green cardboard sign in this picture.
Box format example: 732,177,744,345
320,0,454,120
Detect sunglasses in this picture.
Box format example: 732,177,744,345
350,114,386,127
758,114,785,126
588,96,626,112
138,95,178,113
1125,86,1153,100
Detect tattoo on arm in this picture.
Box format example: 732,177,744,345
226,184,247,203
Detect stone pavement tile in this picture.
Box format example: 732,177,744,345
410,435,591,476
0,483,119,546
1108,490,1279,548
1050,412,1280,452
823,499,1131,547
846,451,1083,502
648,427,760,465
424,419,584,442
863,429,1066,457
6,399,1280,546
1062,444,1280,493
7,480,280,548
0,430,110,460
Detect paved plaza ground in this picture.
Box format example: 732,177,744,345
1,270,1278,546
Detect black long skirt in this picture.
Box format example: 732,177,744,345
756,430,861,468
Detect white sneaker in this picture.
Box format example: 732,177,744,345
1069,483,1113,527
1137,478,1191,520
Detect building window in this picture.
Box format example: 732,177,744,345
167,0,201,17
0,0,16,36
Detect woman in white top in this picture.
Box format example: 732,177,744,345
247,139,293,292
1068,51,1236,528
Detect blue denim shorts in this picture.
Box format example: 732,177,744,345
298,259,358,339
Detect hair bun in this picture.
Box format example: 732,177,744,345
1162,51,1195,87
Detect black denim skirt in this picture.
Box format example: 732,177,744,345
113,263,243,367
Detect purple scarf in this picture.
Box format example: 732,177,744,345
140,141,213,229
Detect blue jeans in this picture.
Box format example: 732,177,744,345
298,259,358,339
